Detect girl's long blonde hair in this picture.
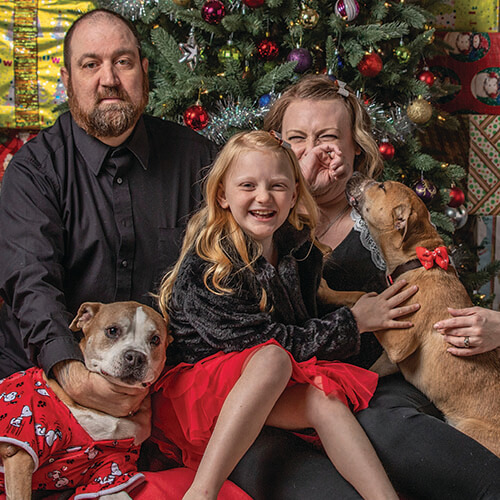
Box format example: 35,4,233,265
158,130,320,317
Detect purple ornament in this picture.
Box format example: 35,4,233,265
201,0,226,24
287,48,312,73
334,0,359,21
414,179,437,202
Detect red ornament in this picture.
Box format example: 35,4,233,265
417,68,435,87
378,140,395,161
257,39,279,60
201,0,226,24
448,186,465,208
183,104,209,131
243,0,265,7
357,52,383,77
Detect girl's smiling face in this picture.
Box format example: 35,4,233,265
217,149,297,258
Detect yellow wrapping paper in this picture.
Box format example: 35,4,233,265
0,0,96,129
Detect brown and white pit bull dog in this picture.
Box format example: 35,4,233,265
344,172,500,458
0,301,170,500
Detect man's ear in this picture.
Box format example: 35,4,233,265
393,204,411,248
60,66,69,89
217,183,229,209
142,57,149,74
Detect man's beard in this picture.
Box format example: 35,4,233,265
67,73,149,138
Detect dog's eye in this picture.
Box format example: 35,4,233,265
105,326,120,339
150,335,161,346
378,183,386,191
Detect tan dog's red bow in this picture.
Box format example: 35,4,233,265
415,246,449,271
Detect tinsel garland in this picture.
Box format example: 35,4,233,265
364,99,417,145
200,93,416,147
99,0,158,20
198,96,277,145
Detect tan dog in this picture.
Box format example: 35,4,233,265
0,301,170,500
344,172,500,458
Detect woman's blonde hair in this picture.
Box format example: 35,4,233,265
158,130,320,317
263,74,383,179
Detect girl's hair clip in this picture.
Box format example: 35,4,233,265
269,130,292,150
336,79,350,97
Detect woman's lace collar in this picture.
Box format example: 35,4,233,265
351,210,386,271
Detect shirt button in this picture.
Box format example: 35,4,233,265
121,260,128,268
116,177,123,184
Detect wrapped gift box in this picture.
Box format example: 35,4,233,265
467,115,500,215
0,130,37,185
433,0,499,32
0,0,95,130
430,32,500,114
476,216,500,310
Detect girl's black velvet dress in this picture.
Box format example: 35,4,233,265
151,223,378,470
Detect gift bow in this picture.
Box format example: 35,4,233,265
415,246,449,271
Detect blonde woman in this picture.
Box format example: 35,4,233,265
226,75,500,500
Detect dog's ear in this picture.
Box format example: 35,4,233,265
393,204,412,248
69,302,102,332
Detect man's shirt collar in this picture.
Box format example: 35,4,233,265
72,114,150,175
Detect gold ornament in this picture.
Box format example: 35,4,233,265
173,0,191,6
299,6,319,28
406,98,432,124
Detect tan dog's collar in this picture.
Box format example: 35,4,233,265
386,259,422,286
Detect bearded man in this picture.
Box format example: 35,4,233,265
0,9,217,416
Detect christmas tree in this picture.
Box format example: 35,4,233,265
97,0,498,302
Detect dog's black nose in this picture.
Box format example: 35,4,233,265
124,350,146,368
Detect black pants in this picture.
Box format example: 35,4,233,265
229,374,500,500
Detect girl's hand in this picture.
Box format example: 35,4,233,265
351,280,420,334
298,144,348,195
434,307,500,357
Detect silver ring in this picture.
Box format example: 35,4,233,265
327,151,333,157
463,336,470,348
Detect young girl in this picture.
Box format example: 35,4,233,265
152,130,409,500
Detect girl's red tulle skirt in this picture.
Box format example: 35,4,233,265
151,339,378,470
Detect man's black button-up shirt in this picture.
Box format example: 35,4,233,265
0,112,217,376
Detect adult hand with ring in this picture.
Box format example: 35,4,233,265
434,306,500,357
